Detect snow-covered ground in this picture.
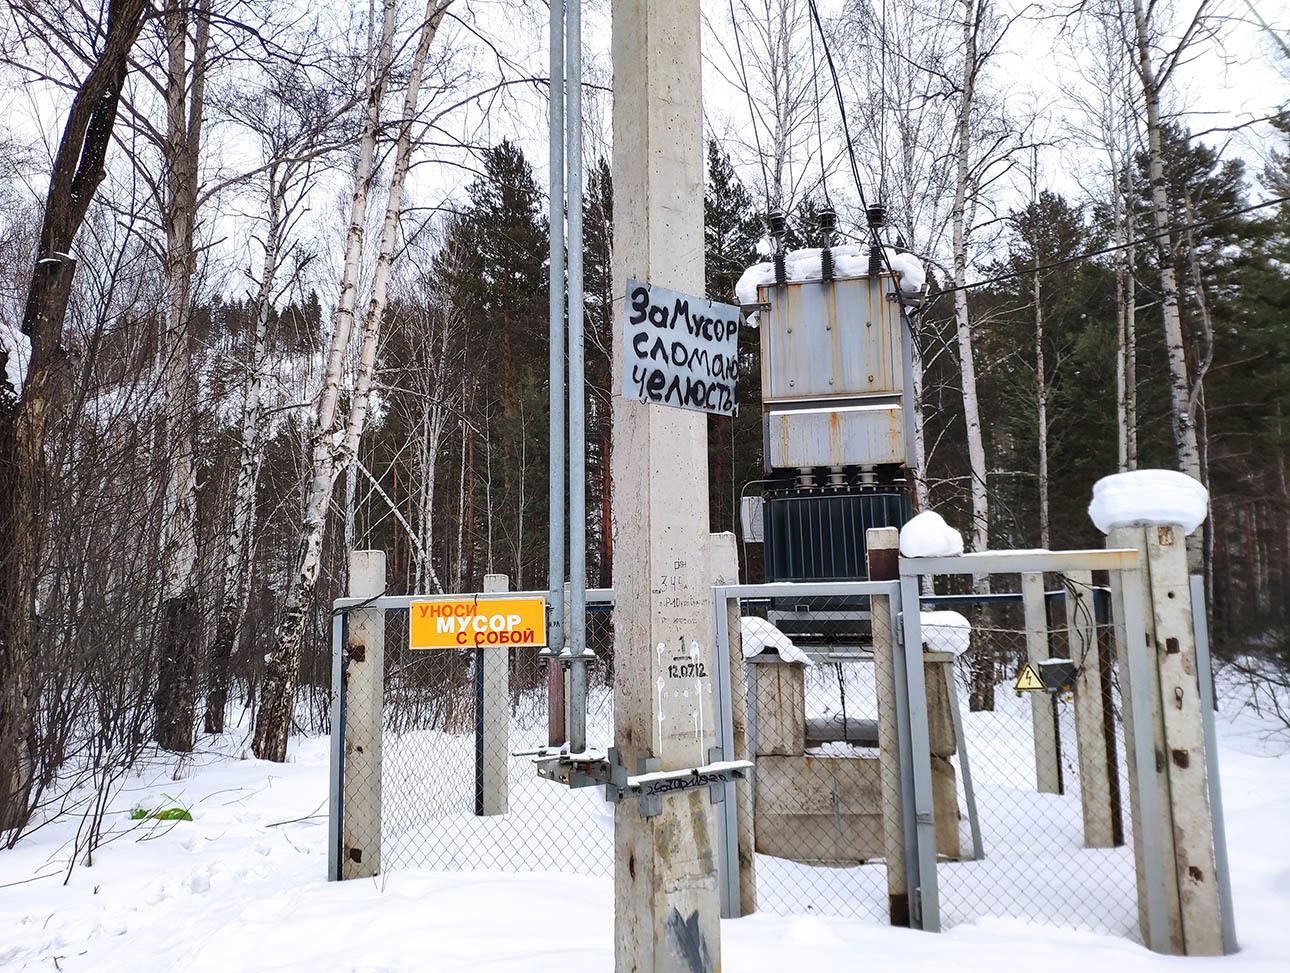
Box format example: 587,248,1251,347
2,688,1288,972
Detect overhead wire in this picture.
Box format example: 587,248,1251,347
923,194,1290,301
878,0,889,202
804,0,919,330
808,17,831,208
728,0,773,208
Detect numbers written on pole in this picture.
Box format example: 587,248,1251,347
621,279,741,416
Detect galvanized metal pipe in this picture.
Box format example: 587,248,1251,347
566,0,588,754
547,0,567,747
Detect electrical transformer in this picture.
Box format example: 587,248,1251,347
746,212,919,596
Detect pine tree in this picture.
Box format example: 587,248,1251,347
703,140,764,550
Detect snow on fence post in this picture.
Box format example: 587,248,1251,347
1094,470,1224,954
342,549,384,880
476,573,510,816
1066,568,1116,847
867,526,909,927
1021,572,1060,794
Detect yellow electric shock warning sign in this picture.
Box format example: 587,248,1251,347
408,597,546,650
1014,662,1046,693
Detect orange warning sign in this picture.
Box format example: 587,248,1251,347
1014,662,1046,692
409,597,546,650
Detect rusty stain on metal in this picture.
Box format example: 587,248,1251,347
758,271,910,469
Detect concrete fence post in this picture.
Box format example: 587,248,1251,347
1021,572,1060,794
1109,524,1223,954
342,549,384,879
476,573,510,816
866,526,909,927
1066,568,1116,847
1144,525,1223,955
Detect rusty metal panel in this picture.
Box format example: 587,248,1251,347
762,276,902,401
768,403,905,468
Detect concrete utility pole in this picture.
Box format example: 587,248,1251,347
610,2,721,970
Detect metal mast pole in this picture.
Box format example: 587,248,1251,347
566,0,588,754
546,0,567,747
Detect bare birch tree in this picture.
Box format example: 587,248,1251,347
1128,0,1214,567
707,0,827,214
838,0,960,512
1065,0,1141,470
949,0,995,564
204,67,354,734
153,0,213,754
0,0,150,833
253,0,451,762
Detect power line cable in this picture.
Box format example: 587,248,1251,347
728,0,772,208
804,0,913,320
879,0,889,201
808,17,831,207
925,194,1290,299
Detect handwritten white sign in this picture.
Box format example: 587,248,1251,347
620,279,741,416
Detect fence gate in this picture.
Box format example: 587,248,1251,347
710,580,916,923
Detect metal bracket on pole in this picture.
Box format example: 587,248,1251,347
530,746,752,818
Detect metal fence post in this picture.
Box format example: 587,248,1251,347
867,527,911,926
1189,575,1237,955
899,573,940,932
1117,559,1172,952
327,609,345,882
711,589,739,919
342,550,385,879
942,663,982,861
711,532,756,917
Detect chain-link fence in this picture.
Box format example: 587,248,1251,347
737,590,906,920
920,583,1137,940
339,599,616,878
329,547,1229,954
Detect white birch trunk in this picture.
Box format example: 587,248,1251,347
252,0,448,758
1131,0,1203,572
252,0,402,762
156,0,212,753
951,0,989,559
454,406,468,591
204,182,282,734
